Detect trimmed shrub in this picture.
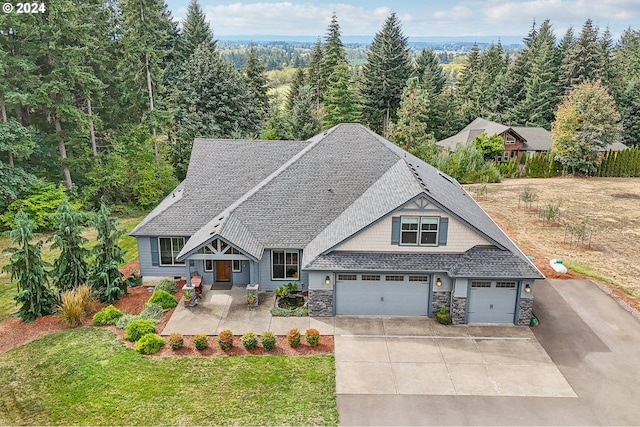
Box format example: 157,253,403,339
261,331,276,351
168,332,184,350
93,305,124,326
146,289,177,309
435,306,452,325
124,319,156,341
304,328,320,347
241,332,258,350
135,333,165,354
193,334,209,350
154,279,177,294
287,328,301,348
217,330,233,351
140,302,166,319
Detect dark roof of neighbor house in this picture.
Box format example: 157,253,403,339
437,117,552,152
131,123,543,279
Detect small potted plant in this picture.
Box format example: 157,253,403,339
247,293,254,305
183,289,192,306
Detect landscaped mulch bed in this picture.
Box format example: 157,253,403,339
0,260,334,356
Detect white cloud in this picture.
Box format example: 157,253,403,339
203,2,404,36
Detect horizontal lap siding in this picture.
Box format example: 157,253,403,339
336,210,490,253
137,236,188,278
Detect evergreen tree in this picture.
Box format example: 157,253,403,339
286,68,306,112
389,77,438,162
180,0,214,57
456,43,483,123
478,42,507,120
48,202,89,292
414,49,447,94
559,19,604,91
514,20,559,128
88,205,126,304
171,43,259,179
307,39,324,105
243,44,270,119
613,29,640,146
288,85,322,140
320,13,348,95
2,211,56,322
323,62,360,128
361,13,412,135
551,80,622,174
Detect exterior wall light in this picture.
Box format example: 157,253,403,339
525,284,532,293
436,277,443,287
325,275,331,285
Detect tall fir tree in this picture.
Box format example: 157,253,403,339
361,13,412,135
323,61,361,128
288,85,322,140
307,39,324,106
613,29,640,146
389,77,438,162
456,43,483,124
286,68,307,112
559,19,604,92
414,49,447,94
2,211,56,322
320,13,348,99
243,44,270,120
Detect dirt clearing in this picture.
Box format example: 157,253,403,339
471,177,640,306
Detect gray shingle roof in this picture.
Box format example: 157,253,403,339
305,251,462,272
437,117,551,153
449,246,542,278
306,245,541,279
130,139,309,236
133,123,542,279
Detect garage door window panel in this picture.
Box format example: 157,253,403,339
361,274,381,281
338,274,357,281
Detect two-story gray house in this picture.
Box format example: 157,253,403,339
130,124,543,324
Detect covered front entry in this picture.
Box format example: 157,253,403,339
335,273,430,316
467,280,518,323
215,260,231,282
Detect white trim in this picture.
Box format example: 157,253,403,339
158,237,185,266
232,260,241,272
400,216,440,247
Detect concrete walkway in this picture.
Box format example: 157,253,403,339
161,285,335,336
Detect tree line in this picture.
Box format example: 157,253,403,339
2,0,640,230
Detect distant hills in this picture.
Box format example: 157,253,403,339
216,34,525,49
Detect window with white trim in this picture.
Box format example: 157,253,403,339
272,250,299,280
401,216,439,246
159,237,185,266
204,246,213,271
232,260,241,272
504,134,516,144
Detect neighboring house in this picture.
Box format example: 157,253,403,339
131,124,544,324
437,117,627,162
437,117,551,161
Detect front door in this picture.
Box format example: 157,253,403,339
215,260,231,282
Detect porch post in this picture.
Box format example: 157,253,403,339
249,261,255,284
185,261,191,286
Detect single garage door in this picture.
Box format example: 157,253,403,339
335,273,429,315
468,281,518,323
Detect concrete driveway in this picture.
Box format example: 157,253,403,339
334,319,575,397
338,279,640,426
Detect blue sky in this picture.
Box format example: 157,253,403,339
164,0,640,39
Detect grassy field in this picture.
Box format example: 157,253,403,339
0,328,338,426
0,215,143,321
475,177,640,298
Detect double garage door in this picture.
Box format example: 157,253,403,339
335,273,430,316
467,281,518,323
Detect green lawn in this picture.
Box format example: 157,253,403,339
0,215,144,321
0,328,338,426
